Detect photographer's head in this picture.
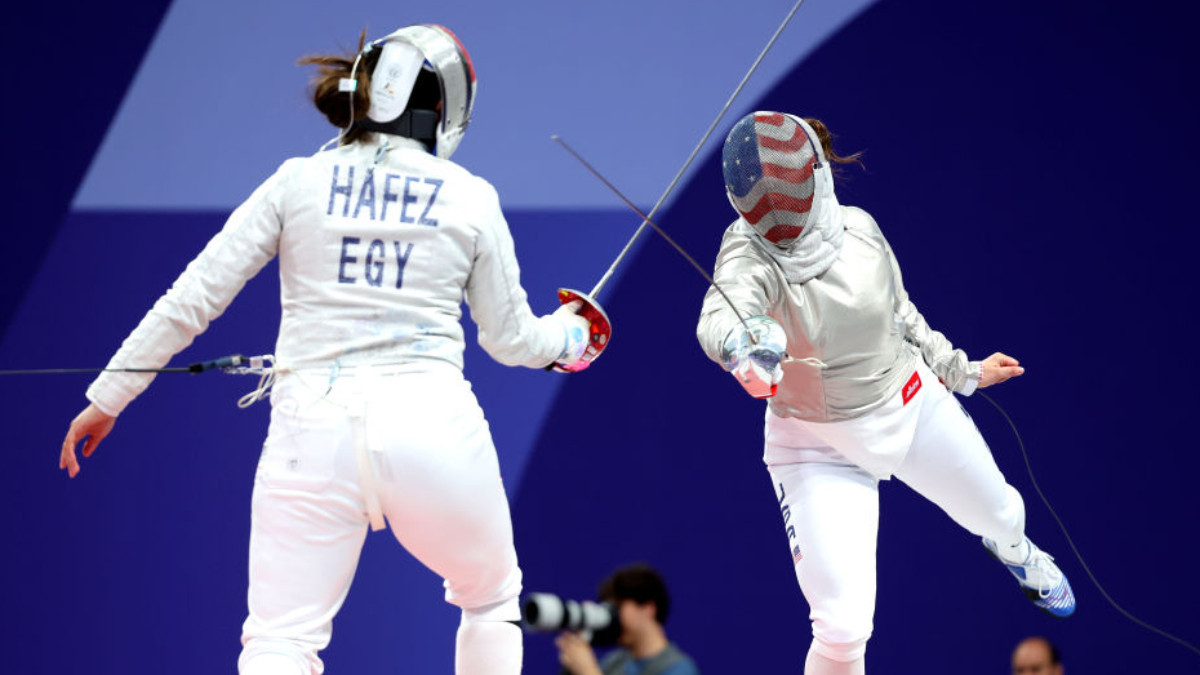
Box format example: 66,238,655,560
1012,636,1063,675
598,564,671,649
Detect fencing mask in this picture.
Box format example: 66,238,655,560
722,112,833,249
358,24,477,159
722,112,844,283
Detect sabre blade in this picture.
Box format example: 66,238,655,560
552,135,767,347
586,0,807,299
552,137,830,370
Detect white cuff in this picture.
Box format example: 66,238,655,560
958,360,983,396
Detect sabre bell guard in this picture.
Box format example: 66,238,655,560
552,288,611,373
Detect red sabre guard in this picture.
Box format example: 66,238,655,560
553,288,612,373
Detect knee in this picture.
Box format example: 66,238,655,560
461,596,521,625
446,563,522,612
810,613,872,663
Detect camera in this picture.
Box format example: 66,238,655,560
521,593,621,646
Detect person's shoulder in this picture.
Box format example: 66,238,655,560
266,155,309,176
456,165,500,199
411,152,499,202
841,205,879,233
659,643,700,675
598,647,631,669
717,219,772,264
246,156,312,198
661,660,700,675
840,205,888,251
274,149,340,180
718,218,758,249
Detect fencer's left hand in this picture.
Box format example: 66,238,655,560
555,631,604,675
979,352,1025,388
60,403,117,478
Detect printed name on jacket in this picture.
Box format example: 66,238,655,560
327,165,443,226
327,165,446,290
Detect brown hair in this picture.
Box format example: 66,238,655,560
298,29,380,145
804,117,865,171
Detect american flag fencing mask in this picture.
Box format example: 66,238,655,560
722,112,824,249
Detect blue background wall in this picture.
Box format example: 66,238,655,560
3,1,1198,673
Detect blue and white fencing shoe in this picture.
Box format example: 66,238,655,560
983,537,1076,618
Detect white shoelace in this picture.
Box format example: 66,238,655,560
1025,547,1062,598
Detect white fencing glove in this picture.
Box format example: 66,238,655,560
720,315,787,398
552,300,591,367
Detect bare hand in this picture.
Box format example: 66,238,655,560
60,403,117,478
556,631,603,675
979,352,1024,389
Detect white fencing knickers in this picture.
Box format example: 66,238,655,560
238,362,523,674
764,359,1026,667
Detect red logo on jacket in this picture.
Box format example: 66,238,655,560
902,371,922,406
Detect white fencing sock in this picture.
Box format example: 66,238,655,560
238,651,308,675
455,599,522,675
805,643,866,675
995,536,1032,565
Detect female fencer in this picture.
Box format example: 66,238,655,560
697,112,1074,675
59,25,603,675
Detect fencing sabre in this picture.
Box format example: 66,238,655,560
552,135,822,370
552,0,808,370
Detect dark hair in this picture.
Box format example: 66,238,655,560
1017,636,1062,665
597,563,671,625
804,117,865,172
297,29,380,145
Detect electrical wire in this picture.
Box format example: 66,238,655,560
977,390,1200,659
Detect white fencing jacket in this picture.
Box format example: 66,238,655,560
88,134,568,415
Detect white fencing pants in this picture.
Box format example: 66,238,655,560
765,360,1025,668
238,364,522,674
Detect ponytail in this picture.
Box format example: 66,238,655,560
804,117,864,170
298,29,379,145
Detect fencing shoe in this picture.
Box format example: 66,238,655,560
983,537,1076,618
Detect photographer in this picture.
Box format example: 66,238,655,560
555,564,699,675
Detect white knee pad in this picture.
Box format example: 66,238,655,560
456,598,522,675
238,648,311,675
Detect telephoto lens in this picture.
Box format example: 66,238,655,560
521,593,621,646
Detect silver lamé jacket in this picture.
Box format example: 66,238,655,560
697,206,982,423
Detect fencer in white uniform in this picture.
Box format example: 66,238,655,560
696,112,1075,675
59,25,600,675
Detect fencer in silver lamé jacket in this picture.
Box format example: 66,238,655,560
697,206,982,423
